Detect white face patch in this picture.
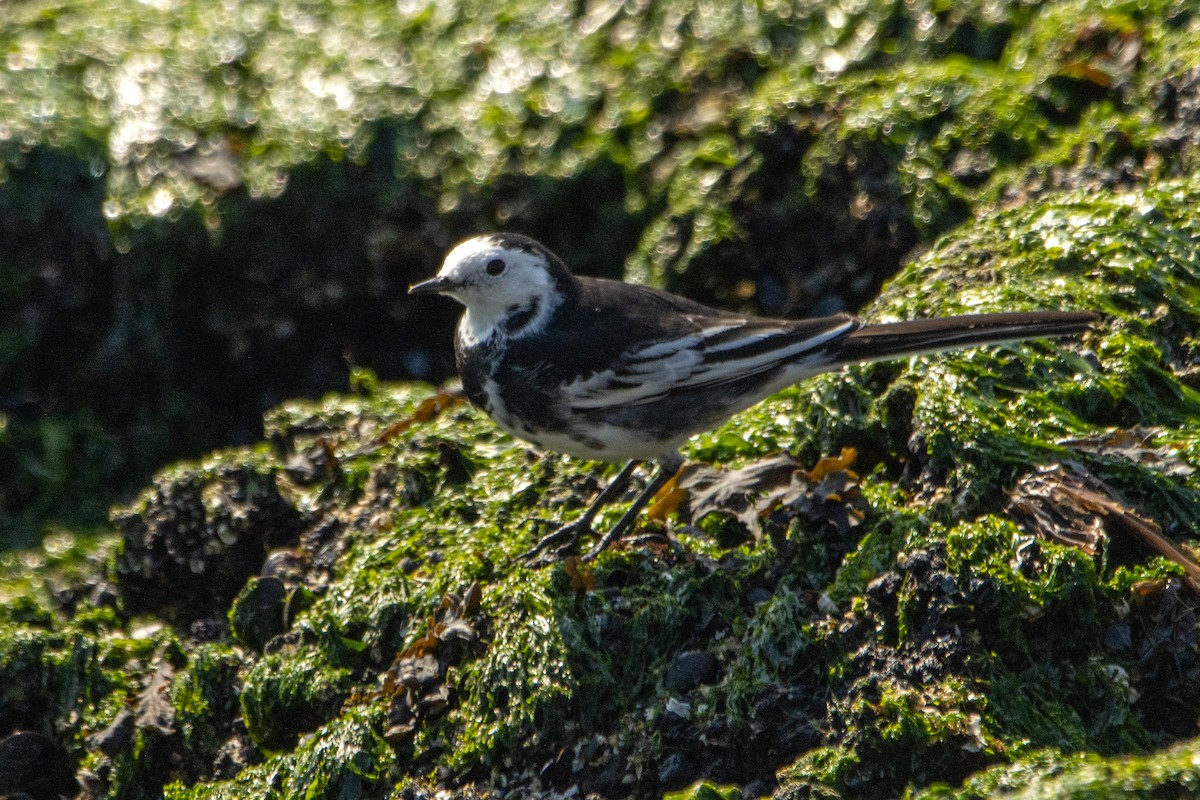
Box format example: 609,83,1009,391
438,236,563,346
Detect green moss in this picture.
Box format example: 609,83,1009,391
909,738,1200,799
665,781,744,800
943,516,1102,631
1002,736,1200,799
0,590,211,800
776,746,861,799
825,495,922,605
240,647,353,753
851,680,992,783
0,620,152,738
449,573,572,768
165,705,395,800
229,577,289,652
173,644,244,760
907,748,1093,799
0,530,116,606
0,0,1057,228
723,585,813,722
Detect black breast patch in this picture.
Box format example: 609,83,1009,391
455,335,501,412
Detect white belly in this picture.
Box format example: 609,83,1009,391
513,422,685,464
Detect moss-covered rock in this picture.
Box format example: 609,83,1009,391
240,646,353,753
112,453,310,622
5,0,1200,798
4,174,1194,797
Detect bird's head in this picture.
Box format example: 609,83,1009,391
410,234,580,343
409,233,574,314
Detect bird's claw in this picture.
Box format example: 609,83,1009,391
519,519,595,564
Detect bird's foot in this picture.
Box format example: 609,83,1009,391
519,518,595,564
581,527,622,562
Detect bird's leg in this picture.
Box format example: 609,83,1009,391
520,459,642,561
583,451,684,561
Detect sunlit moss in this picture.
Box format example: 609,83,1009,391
6,0,1180,233
172,643,244,762
909,738,1200,799
240,647,353,752
165,705,395,800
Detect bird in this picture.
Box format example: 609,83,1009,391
409,233,1097,561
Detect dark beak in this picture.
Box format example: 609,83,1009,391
408,276,458,296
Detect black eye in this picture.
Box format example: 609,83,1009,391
486,258,507,276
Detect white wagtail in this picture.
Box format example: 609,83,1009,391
409,233,1097,560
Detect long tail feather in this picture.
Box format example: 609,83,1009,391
835,311,1098,364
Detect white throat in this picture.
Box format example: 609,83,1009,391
458,305,509,348
458,290,562,348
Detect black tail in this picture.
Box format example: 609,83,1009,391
836,311,1098,364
